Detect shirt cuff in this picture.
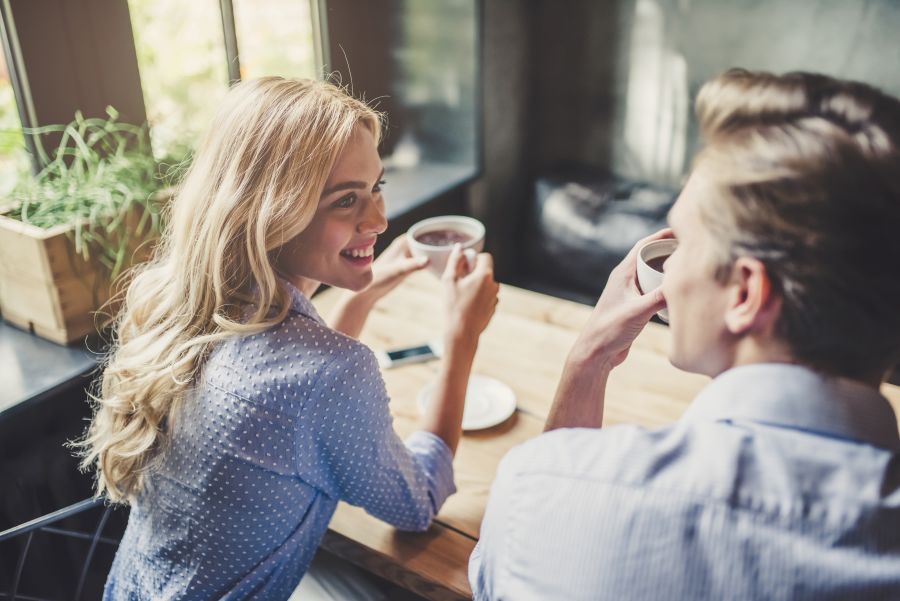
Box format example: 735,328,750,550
405,430,457,511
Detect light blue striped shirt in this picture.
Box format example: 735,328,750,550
105,282,455,599
470,363,900,600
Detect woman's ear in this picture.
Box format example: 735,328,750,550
724,257,782,336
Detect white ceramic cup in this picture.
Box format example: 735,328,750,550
407,215,485,276
636,238,677,323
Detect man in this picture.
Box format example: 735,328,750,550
470,69,900,600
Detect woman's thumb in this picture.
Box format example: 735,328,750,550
406,254,429,271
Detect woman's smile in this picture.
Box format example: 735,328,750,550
340,242,376,267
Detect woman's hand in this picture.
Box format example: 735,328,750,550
569,228,673,370
330,236,428,338
364,235,430,302
421,244,499,455
441,244,500,348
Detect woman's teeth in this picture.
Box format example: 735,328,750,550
342,247,373,258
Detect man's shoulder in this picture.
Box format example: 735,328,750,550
502,423,688,486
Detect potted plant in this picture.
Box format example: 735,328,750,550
0,107,185,344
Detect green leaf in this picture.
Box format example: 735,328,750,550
8,107,190,281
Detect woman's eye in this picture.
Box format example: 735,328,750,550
373,179,387,193
334,194,356,209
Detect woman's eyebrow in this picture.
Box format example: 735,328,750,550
322,168,385,196
322,180,366,196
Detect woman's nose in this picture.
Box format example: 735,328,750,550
358,197,387,235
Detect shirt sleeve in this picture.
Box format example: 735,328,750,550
469,443,524,600
297,341,456,532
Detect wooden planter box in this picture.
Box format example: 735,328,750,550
0,209,157,345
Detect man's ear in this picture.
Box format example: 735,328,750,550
724,257,782,336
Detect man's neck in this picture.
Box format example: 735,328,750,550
723,338,883,389
729,339,796,372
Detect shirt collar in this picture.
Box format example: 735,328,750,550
281,278,325,325
682,363,900,450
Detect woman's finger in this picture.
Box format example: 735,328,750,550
453,245,471,279
380,235,411,260
472,252,494,274
396,255,429,276
442,244,465,282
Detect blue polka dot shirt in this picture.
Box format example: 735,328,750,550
103,282,456,599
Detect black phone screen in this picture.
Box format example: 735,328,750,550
386,345,434,361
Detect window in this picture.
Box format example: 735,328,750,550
127,0,231,157
2,0,477,215
232,0,318,79
0,34,30,200
128,0,320,158
391,0,479,169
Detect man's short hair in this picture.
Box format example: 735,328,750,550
693,69,900,380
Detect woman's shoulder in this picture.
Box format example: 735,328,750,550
276,310,380,369
203,312,381,404
278,313,385,394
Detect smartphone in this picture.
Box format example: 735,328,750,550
376,340,442,369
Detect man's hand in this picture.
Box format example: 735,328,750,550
570,228,673,369
544,228,672,431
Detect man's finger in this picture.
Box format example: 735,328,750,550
628,286,667,320
623,228,675,264
611,228,675,285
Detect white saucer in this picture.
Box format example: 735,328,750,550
417,375,517,431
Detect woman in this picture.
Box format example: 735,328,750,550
80,77,499,599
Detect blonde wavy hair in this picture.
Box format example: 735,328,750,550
78,77,381,503
693,69,900,379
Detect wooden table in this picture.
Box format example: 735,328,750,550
313,272,900,600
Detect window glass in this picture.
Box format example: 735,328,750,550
390,0,478,168
0,38,30,200
326,0,480,214
127,0,230,157
232,0,318,79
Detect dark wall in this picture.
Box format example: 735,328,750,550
470,0,900,280
527,0,900,188
0,376,128,598
323,0,403,154
467,0,532,277
527,0,624,172
324,0,479,168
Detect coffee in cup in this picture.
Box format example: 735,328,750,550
407,215,485,276
644,255,668,273
636,238,677,323
413,229,474,247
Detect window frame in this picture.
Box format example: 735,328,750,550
1,1,47,173
1,0,481,215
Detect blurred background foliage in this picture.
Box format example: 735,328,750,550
0,0,318,202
